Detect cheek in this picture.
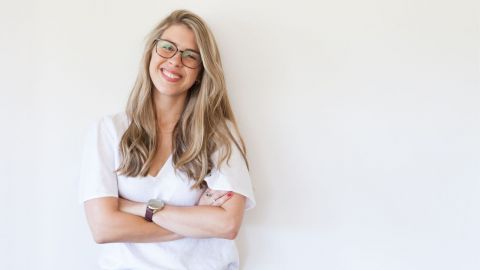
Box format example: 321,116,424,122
148,57,157,76
149,54,164,73
148,62,155,77
188,69,201,82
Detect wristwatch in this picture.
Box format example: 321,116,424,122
145,199,165,222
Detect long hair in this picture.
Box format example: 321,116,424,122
115,9,248,188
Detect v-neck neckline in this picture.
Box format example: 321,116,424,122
148,154,173,178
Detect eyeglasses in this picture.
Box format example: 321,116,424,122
154,39,202,69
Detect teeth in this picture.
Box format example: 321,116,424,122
162,69,180,79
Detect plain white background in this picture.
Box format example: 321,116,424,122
1,0,479,269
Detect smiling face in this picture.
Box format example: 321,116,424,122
149,24,202,98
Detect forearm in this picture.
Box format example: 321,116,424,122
115,193,245,240
93,211,183,243
84,198,183,244
152,205,239,239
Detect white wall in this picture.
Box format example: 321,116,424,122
1,0,479,269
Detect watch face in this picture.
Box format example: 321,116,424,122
148,199,164,210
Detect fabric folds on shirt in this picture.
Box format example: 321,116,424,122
78,112,256,270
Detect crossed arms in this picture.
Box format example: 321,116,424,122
83,189,245,244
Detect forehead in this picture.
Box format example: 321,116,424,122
160,24,198,51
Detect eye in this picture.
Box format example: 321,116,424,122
159,41,175,51
183,50,200,60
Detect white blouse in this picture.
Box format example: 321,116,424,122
78,112,256,270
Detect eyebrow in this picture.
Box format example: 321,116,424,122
159,38,200,54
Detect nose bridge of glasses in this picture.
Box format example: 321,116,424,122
167,49,183,66
172,49,183,59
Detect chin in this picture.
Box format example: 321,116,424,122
155,87,188,97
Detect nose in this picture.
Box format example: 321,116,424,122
168,51,182,67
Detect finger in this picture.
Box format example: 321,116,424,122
210,190,229,201
211,191,234,206
198,188,215,205
202,188,214,197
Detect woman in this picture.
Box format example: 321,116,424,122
78,9,255,270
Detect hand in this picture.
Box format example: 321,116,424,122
197,188,233,206
118,197,146,217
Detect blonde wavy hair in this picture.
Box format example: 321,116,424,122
115,9,248,188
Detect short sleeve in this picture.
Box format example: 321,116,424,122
78,117,119,204
204,126,256,210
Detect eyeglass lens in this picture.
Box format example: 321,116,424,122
156,39,201,68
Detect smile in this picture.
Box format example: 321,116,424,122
161,68,182,82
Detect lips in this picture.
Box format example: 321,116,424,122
160,68,182,83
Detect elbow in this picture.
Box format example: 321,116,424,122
92,231,112,244
224,230,239,240
84,198,121,244
88,216,117,244
221,217,241,240
91,226,113,244
93,235,107,244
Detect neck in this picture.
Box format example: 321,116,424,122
152,90,187,131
